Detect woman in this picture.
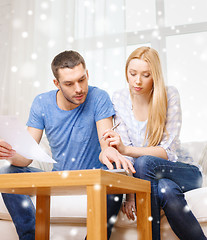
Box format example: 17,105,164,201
103,47,206,240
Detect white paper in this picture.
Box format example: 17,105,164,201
106,169,131,176
0,116,56,163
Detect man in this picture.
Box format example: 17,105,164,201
0,50,135,240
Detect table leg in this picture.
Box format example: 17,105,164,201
136,192,152,240
87,185,107,240
35,195,50,240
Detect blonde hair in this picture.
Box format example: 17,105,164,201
126,46,168,146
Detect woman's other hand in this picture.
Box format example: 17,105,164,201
103,130,126,155
122,193,137,221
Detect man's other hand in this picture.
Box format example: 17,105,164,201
0,139,16,160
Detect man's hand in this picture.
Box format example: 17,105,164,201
99,146,135,173
0,139,16,160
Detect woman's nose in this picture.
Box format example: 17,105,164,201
135,75,141,84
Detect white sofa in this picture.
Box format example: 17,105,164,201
0,140,206,240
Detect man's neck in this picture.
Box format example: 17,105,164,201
56,90,77,111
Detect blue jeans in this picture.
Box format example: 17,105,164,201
0,165,122,240
133,155,207,240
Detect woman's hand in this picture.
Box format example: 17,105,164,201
0,139,16,160
122,193,136,221
102,130,126,155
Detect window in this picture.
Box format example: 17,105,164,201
124,0,207,142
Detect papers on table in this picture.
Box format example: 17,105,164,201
106,169,132,176
0,115,56,163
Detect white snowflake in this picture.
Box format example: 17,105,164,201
67,36,74,43
96,41,103,49
148,216,153,221
27,10,33,15
40,14,47,21
114,196,119,202
11,66,18,73
41,2,49,9
110,4,117,12
109,215,117,224
22,32,28,38
48,40,56,48
22,200,30,208
69,228,78,236
61,171,69,179
33,81,40,88
31,53,38,60
183,205,190,213
94,184,101,191
161,188,166,193
84,1,90,7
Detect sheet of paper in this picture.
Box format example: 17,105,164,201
0,116,56,163
106,169,131,176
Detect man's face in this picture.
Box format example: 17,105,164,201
54,64,89,109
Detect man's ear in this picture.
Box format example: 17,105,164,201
53,79,60,89
86,69,89,81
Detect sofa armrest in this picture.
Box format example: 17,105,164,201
199,144,207,187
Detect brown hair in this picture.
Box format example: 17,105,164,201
51,50,86,80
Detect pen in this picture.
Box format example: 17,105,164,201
100,122,121,141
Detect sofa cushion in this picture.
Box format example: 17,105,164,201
51,195,87,219
181,141,207,187
0,193,12,220
0,194,87,221
184,187,207,222
199,143,207,187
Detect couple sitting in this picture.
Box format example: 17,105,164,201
0,47,206,240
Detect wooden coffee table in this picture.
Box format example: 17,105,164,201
0,169,151,240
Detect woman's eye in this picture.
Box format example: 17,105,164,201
143,74,150,78
130,73,136,76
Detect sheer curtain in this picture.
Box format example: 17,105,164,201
0,0,126,124
0,0,67,123
73,0,126,95
1,0,207,142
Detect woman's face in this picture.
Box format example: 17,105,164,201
127,58,153,97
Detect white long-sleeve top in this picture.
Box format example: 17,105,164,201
112,86,196,166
